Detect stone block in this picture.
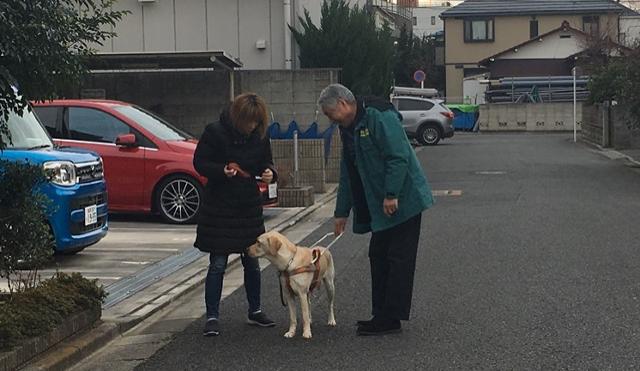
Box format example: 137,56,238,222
277,186,315,207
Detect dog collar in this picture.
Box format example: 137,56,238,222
283,248,297,272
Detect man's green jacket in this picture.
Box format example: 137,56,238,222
335,104,434,234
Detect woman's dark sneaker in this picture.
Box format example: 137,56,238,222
203,318,220,336
247,311,276,327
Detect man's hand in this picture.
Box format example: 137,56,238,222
335,217,347,236
223,165,237,178
383,198,398,216
261,168,274,184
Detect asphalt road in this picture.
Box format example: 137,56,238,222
136,133,640,370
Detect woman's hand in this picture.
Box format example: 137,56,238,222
223,165,237,178
261,168,274,184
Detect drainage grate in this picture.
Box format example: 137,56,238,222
103,248,205,309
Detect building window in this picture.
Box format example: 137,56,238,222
530,19,538,38
583,16,599,36
413,16,417,26
431,16,436,25
464,18,494,42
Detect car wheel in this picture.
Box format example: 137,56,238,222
417,124,441,145
156,175,203,224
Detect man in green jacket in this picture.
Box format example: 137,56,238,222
318,83,434,336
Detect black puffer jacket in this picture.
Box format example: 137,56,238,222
193,110,277,255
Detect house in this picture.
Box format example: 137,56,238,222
440,0,637,103
478,21,629,79
412,3,452,38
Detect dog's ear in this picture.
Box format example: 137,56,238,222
264,234,282,256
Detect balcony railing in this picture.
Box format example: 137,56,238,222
367,0,413,20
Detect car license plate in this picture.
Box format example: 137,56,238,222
268,183,277,199
85,205,97,226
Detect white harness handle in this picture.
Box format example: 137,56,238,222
310,232,343,263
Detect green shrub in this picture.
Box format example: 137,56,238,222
0,159,53,292
0,272,106,351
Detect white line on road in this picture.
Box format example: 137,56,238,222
120,261,151,265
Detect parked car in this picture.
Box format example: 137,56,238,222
0,105,108,254
33,100,277,224
391,96,455,145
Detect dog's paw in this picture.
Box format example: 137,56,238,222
327,319,336,326
284,331,296,338
302,331,312,339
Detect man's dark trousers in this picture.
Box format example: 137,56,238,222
369,213,422,321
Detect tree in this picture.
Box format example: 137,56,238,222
393,25,445,92
290,0,395,96
587,38,640,128
0,0,127,149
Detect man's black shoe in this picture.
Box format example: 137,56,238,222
356,317,376,327
356,319,401,336
203,318,220,337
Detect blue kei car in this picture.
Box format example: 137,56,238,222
0,106,108,254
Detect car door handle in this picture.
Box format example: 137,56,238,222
419,113,426,117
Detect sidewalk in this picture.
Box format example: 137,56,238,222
587,142,640,168
23,185,337,371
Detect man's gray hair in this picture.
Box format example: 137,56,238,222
317,83,356,109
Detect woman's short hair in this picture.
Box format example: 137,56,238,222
230,93,269,138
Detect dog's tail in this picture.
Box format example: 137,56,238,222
323,249,334,278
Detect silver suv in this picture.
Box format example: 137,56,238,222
392,96,455,145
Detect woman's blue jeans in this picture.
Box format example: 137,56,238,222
205,254,261,319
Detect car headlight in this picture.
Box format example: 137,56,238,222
43,161,77,186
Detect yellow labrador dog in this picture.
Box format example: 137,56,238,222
247,231,336,339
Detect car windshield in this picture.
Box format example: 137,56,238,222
1,107,53,150
112,105,194,141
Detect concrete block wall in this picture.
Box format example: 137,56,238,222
478,103,583,132
73,68,341,138
237,69,340,133
326,128,342,183
581,104,604,145
582,104,640,149
71,70,230,137
271,139,326,193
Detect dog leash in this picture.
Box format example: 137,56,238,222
277,232,343,307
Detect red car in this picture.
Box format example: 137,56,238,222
33,100,277,224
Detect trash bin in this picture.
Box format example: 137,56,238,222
446,104,479,131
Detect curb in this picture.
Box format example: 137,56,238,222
584,140,640,167
26,188,337,371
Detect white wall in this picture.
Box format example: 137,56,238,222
100,0,287,69
498,30,586,60
412,6,448,37
98,0,367,70
620,16,640,47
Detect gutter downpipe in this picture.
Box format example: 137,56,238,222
284,0,293,69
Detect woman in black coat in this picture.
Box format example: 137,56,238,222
193,93,277,336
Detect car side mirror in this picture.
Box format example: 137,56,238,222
115,133,137,147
